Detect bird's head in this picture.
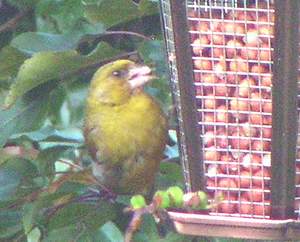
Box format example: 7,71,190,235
88,59,155,106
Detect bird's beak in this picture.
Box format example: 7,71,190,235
128,64,156,89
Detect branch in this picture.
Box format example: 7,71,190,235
104,31,152,41
0,9,31,34
78,31,152,49
57,159,83,171
59,50,138,80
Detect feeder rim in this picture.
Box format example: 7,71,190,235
168,211,300,228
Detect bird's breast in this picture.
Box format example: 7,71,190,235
86,93,167,163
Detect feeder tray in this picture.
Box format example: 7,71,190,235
169,212,300,240
159,0,300,240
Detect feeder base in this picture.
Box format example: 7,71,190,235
168,211,300,240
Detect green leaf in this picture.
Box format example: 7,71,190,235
0,46,27,81
83,0,139,27
64,81,89,126
96,221,124,242
4,42,120,107
23,203,40,235
11,23,104,54
12,126,84,143
34,147,70,178
115,195,131,206
0,95,48,147
83,0,159,28
2,158,39,180
138,40,171,107
133,214,159,242
43,225,81,242
155,162,184,190
0,169,20,201
48,201,116,231
36,0,89,33
7,0,38,9
27,227,41,242
138,40,166,73
139,0,158,16
163,232,193,242
0,210,23,239
133,214,192,242
11,32,82,54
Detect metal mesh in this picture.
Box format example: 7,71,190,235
186,0,274,218
160,0,193,191
161,0,299,219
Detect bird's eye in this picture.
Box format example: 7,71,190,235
112,71,121,77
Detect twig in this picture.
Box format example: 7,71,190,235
104,31,152,41
45,191,101,218
0,9,31,33
57,159,83,170
125,204,156,242
59,50,138,80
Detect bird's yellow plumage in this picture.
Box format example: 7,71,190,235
84,60,167,195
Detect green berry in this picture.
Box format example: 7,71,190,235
167,186,184,207
183,191,209,210
153,190,170,209
197,191,208,209
130,195,147,209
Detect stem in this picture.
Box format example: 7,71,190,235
59,50,138,80
57,159,83,170
0,9,31,33
104,31,152,41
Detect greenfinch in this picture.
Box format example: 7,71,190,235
84,60,167,195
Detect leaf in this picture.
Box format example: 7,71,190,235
48,202,116,231
35,0,97,34
163,232,193,242
64,81,89,126
138,40,171,107
0,210,23,239
0,146,38,170
138,40,167,74
2,158,39,181
4,42,120,107
7,0,38,9
96,221,124,242
0,46,27,81
11,22,104,54
11,32,82,55
155,162,184,190
22,203,40,235
133,214,159,242
0,169,20,201
133,214,192,242
27,227,41,242
0,96,48,147
83,0,140,27
12,126,84,143
43,225,81,242
138,0,159,16
115,195,131,206
34,147,67,179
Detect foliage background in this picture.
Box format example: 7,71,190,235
0,1,246,241
0,0,189,241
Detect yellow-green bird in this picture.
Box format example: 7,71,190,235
84,60,168,195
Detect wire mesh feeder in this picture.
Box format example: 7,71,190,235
159,0,300,240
